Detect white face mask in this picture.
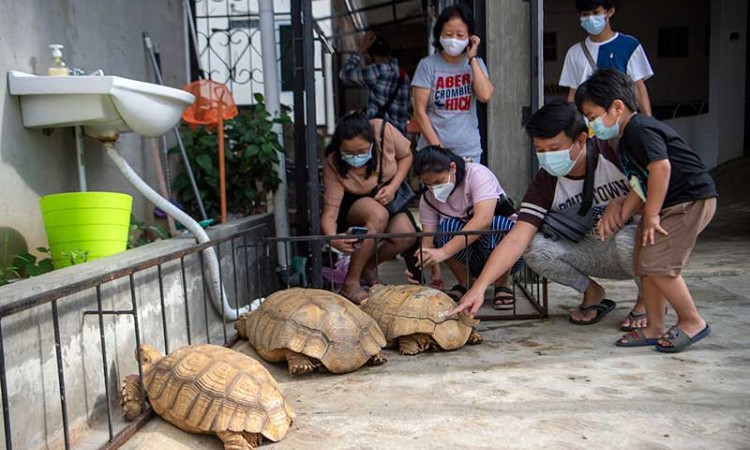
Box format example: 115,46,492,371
439,37,469,56
430,172,455,203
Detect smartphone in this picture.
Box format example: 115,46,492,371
403,252,423,284
346,226,368,240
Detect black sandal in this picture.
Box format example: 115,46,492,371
444,284,467,302
493,286,515,310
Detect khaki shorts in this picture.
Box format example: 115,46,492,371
635,197,717,277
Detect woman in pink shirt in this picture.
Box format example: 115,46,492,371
321,112,417,304
412,146,521,309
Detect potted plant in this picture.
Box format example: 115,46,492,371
171,94,290,221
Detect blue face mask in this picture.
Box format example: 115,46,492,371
580,14,607,35
536,143,581,177
341,143,373,168
590,111,620,140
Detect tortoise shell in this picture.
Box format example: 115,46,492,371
362,284,476,351
143,344,295,441
238,288,386,373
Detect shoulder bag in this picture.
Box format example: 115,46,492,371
538,141,598,242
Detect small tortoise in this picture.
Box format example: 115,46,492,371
235,288,387,374
120,343,295,450
361,284,483,355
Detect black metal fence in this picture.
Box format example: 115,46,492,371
0,225,545,450
270,229,548,321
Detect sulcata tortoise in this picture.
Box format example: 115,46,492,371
361,284,483,355
235,288,388,374
120,343,295,450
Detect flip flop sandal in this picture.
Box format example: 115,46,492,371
493,286,515,310
655,324,711,353
621,310,648,331
568,299,617,325
444,284,467,303
615,328,659,347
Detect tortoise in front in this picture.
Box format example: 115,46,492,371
361,284,483,355
120,343,295,450
235,288,387,374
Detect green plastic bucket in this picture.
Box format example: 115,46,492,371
40,192,133,269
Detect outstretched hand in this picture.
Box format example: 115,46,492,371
448,285,485,318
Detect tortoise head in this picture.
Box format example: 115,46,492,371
234,311,252,340
136,344,164,374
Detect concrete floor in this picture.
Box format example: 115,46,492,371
119,160,750,450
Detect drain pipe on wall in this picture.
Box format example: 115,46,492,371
103,140,248,322
259,0,291,281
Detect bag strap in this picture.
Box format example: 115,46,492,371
376,118,388,185
579,40,598,72
421,189,466,221
578,140,599,215
376,66,406,119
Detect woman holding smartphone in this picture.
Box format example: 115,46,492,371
411,4,494,163
321,112,417,304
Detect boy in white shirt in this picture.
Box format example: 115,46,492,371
559,0,654,116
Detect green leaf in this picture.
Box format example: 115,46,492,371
195,154,215,174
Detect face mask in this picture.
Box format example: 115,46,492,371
590,110,620,140
430,172,455,203
536,143,582,177
580,14,607,35
440,37,469,56
341,143,372,168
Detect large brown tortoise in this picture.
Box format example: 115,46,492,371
361,284,483,355
235,288,388,374
120,343,295,450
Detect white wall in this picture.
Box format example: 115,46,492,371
709,0,747,166
544,0,746,168
0,0,187,258
544,0,711,106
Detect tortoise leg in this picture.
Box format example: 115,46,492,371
285,351,317,375
467,328,483,345
120,374,143,422
217,431,260,450
398,334,431,355
242,432,263,449
367,352,388,365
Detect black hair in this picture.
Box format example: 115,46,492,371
413,145,466,188
575,0,616,12
367,34,391,58
432,4,475,52
524,99,588,140
325,111,377,178
574,68,639,113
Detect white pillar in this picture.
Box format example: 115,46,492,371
259,0,290,270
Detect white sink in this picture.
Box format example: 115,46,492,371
7,70,195,140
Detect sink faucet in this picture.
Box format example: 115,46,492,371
68,68,104,76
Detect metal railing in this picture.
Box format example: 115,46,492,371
0,225,545,450
0,222,273,450
269,229,548,321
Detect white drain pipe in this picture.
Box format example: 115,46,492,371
104,141,248,321
259,0,291,276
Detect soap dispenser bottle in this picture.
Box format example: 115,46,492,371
48,44,69,76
